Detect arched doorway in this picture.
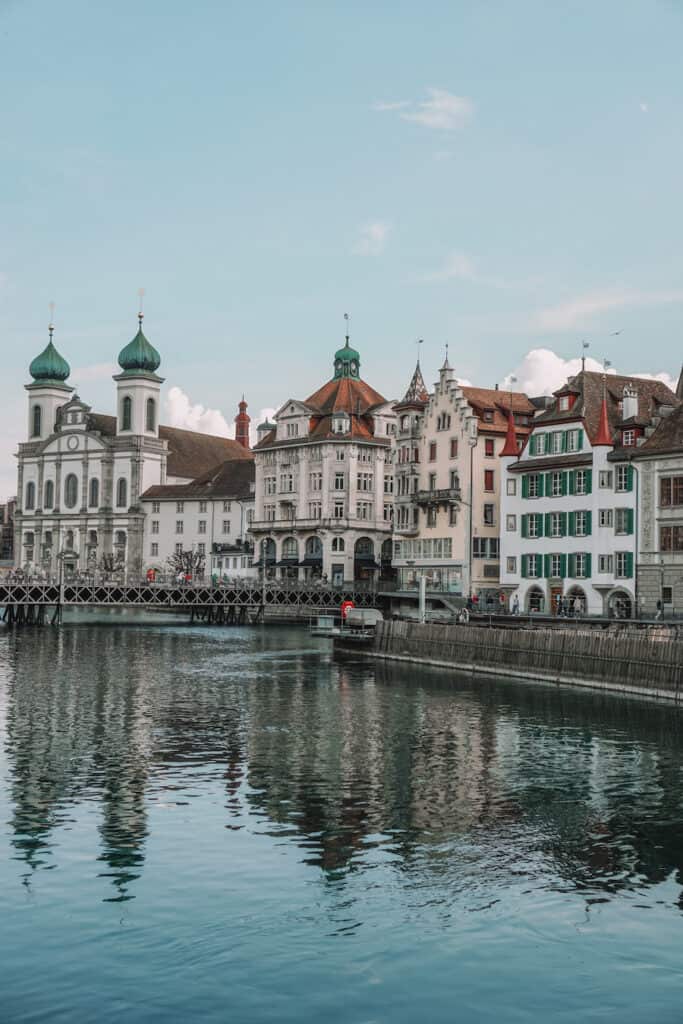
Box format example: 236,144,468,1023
566,585,586,617
526,586,545,614
280,536,299,580
608,589,633,620
302,536,323,580
258,538,276,579
379,538,396,585
354,537,377,582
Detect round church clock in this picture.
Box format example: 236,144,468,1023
67,435,79,451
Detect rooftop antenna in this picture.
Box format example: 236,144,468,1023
344,312,350,346
508,374,517,411
137,287,145,328
417,338,423,364
581,339,589,373
48,301,55,342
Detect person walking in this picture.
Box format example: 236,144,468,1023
512,594,520,616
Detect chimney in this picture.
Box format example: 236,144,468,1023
622,384,638,422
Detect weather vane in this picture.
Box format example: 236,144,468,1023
48,301,55,340
138,287,145,325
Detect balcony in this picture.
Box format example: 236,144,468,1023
415,487,461,507
250,517,391,534
393,523,419,536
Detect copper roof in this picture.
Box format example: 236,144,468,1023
87,414,252,478
141,458,255,500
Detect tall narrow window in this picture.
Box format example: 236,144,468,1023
25,481,36,510
146,397,156,432
121,395,132,431
116,477,128,508
89,478,100,508
44,480,54,509
31,404,42,438
64,474,78,509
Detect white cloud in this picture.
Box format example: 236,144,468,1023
501,347,677,397
535,288,683,331
639,101,649,113
353,221,391,256
375,88,474,131
423,250,477,282
164,386,232,438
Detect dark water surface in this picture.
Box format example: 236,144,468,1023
1,621,683,1023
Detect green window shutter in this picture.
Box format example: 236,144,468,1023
561,431,568,453
577,429,584,451
626,508,634,535
568,511,576,536
545,472,552,497
585,468,592,495
521,555,527,578
528,436,535,456
568,470,576,496
584,553,592,579
522,474,529,499
544,512,552,537
543,554,551,578
626,465,634,492
521,514,528,538
625,551,634,578
585,511,592,536
568,553,576,578
560,512,567,537
560,554,567,579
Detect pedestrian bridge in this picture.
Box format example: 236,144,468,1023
0,580,378,626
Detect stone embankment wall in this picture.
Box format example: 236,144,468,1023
372,620,683,702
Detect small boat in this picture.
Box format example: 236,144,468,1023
309,614,342,638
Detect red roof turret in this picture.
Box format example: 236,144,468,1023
592,392,612,447
499,409,519,457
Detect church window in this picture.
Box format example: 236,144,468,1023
89,478,99,508
116,477,128,508
44,480,54,509
64,474,78,509
146,398,156,432
121,396,132,431
25,481,36,510
31,405,42,438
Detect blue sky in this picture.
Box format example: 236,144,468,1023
2,0,683,496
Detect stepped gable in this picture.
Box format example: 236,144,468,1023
141,458,254,500
534,371,678,444
87,414,252,478
461,387,535,435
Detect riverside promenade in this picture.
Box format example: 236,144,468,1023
347,619,683,704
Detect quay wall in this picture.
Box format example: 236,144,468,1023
367,620,683,703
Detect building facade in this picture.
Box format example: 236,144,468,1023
14,317,252,576
500,371,678,617
251,336,396,583
391,358,534,605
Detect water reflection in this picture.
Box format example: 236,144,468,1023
2,623,683,909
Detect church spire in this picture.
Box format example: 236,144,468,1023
401,358,429,404
500,408,519,457
593,377,613,447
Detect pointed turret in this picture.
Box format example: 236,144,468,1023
592,389,612,446
401,360,429,404
234,397,251,450
499,408,519,457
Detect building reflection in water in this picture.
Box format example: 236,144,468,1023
3,622,683,907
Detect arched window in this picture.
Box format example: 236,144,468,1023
121,395,132,431
25,481,36,510
146,397,156,432
64,474,78,509
44,479,54,509
65,530,74,550
24,531,34,551
263,538,276,563
116,477,128,508
282,537,298,560
89,478,99,508
31,404,42,438
332,537,345,553
305,536,323,558
115,530,127,549
354,537,374,558
88,530,98,547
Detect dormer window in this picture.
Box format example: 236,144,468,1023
286,422,299,438
623,429,635,447
482,410,494,423
559,396,570,411
333,414,350,434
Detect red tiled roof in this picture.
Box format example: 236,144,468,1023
305,376,387,415
141,458,254,500
461,387,536,437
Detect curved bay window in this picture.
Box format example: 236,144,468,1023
25,481,36,511
121,395,132,431
64,474,78,509
44,479,54,509
116,477,128,508
31,404,42,438
88,477,100,508
146,397,156,432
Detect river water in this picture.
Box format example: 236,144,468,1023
1,619,682,1023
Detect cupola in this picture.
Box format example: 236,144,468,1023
117,314,161,375
29,329,71,383
333,337,361,380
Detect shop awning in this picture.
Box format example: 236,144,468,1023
299,557,323,566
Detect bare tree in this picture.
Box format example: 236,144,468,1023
167,548,206,578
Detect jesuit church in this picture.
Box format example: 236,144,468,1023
15,315,253,574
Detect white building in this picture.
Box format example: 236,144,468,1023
251,335,396,584
15,316,252,575
391,357,535,609
500,371,678,617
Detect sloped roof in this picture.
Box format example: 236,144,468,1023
461,387,536,436
534,371,678,443
395,360,429,408
87,414,252,478
305,376,386,415
141,458,255,500
637,403,683,456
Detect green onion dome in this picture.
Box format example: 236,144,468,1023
29,339,71,382
118,317,161,374
333,338,361,380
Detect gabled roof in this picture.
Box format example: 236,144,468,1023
534,371,678,444
87,414,252,478
304,376,386,415
141,458,255,500
461,387,535,436
636,402,683,456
